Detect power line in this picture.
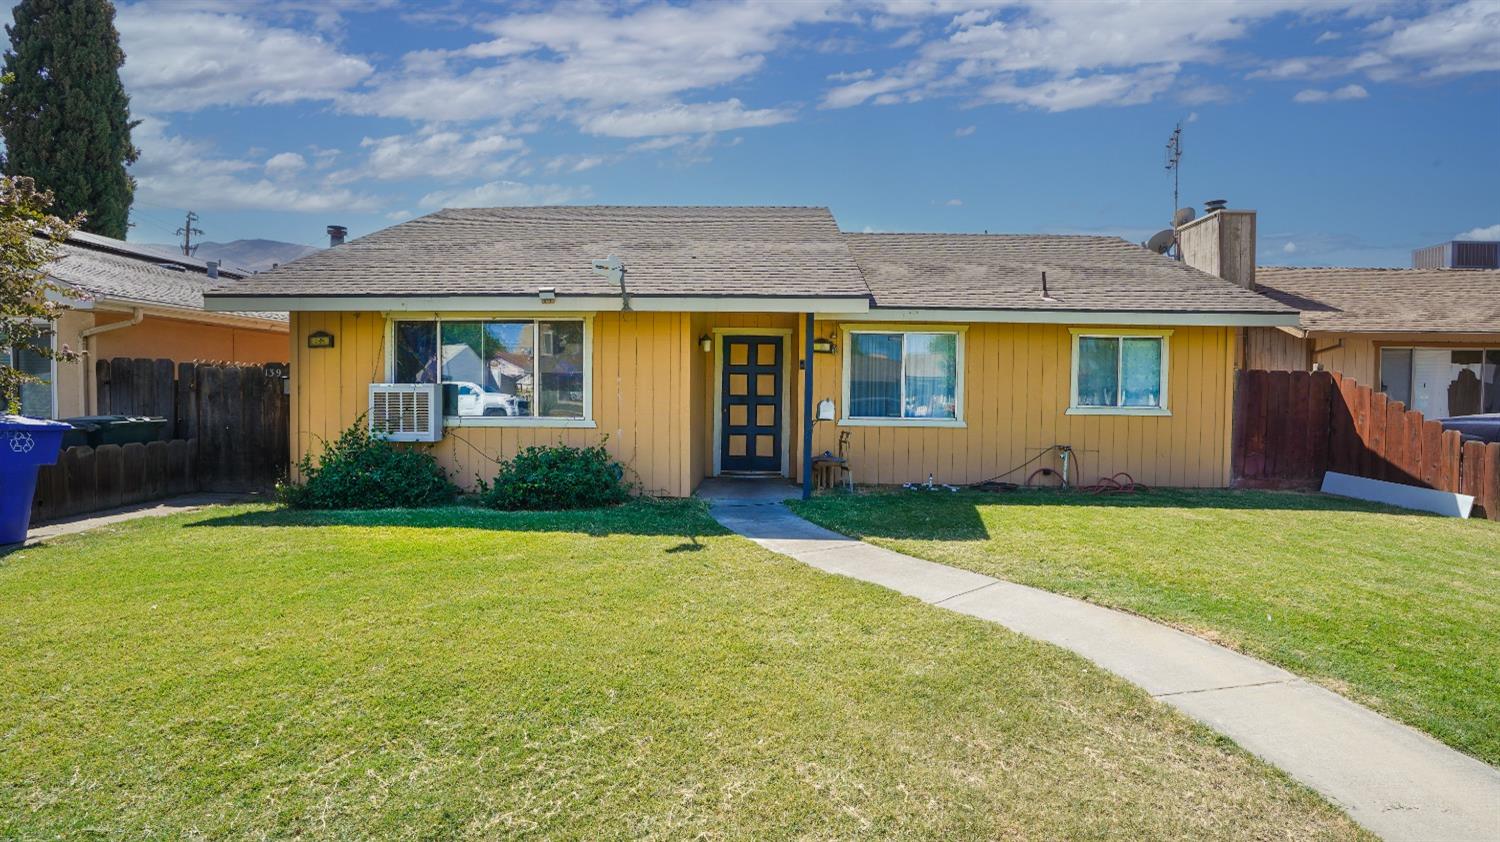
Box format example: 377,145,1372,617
175,210,203,256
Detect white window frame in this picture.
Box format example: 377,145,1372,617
383,314,595,428
838,324,966,428
2,318,57,419
1068,328,1172,416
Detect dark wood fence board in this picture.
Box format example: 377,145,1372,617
1233,369,1496,520
31,358,288,523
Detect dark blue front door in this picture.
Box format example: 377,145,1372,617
721,336,783,473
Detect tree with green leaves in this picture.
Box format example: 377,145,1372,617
0,0,137,239
0,175,78,415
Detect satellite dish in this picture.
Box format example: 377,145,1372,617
1145,229,1176,255
1172,206,1196,227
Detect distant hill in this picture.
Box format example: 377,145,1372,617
143,239,320,272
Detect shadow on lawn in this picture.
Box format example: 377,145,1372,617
183,501,730,541
794,487,1425,542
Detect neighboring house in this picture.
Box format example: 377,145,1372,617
203,206,1295,496
20,231,289,419
1239,266,1500,420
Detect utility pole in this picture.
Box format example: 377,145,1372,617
176,210,203,256
1164,122,1184,260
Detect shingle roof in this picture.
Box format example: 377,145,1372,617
846,233,1293,314
209,206,870,301
1256,266,1500,333
47,233,285,323
65,230,253,277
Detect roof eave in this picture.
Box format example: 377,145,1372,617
837,306,1300,327
202,292,873,314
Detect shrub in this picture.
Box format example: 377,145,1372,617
278,419,457,509
478,441,630,511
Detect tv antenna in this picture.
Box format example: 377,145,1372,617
176,210,203,256
1164,122,1183,227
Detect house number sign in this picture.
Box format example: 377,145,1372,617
307,331,335,349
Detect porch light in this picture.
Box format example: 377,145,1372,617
812,337,836,354
699,334,713,353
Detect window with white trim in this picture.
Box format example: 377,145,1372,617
3,325,55,418
390,318,589,421
845,329,961,421
1071,332,1169,413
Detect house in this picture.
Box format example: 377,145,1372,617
203,206,1296,496
24,231,289,419
1234,264,1500,420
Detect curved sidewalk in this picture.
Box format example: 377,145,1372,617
707,494,1500,842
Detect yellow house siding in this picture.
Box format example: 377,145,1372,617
807,322,1234,488
290,311,1239,495
288,311,696,497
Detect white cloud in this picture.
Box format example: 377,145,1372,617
581,99,793,138
1315,30,1341,44
1293,83,1369,103
1376,1,1500,77
1283,241,1298,254
117,5,373,112
1457,224,1500,241
823,1,1334,111
264,152,307,180
360,127,525,181
944,198,963,206
419,179,590,209
352,1,832,135
132,117,379,213
954,124,976,137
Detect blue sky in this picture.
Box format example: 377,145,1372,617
112,0,1500,267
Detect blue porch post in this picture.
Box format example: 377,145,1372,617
802,311,814,500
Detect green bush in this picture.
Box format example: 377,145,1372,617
278,420,457,509
478,441,630,511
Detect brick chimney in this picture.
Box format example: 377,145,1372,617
1177,200,1256,290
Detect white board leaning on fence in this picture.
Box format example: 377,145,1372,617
1321,471,1475,518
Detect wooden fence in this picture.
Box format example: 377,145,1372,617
1233,369,1500,519
30,359,289,521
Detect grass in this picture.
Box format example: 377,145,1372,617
789,488,1500,766
0,501,1367,839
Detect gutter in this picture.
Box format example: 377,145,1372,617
78,307,143,414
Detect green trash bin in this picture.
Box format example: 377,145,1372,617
60,415,167,446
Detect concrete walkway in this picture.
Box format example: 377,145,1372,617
10,493,255,549
703,485,1500,842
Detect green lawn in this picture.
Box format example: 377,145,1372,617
0,502,1365,839
790,489,1500,766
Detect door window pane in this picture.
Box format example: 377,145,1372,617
1379,348,1413,406
537,320,584,418
1485,350,1500,414
1076,337,1119,407
850,333,902,418
394,321,437,383
1121,338,1163,407
904,333,956,418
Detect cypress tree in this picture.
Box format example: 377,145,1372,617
0,0,138,239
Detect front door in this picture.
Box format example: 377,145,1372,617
720,335,783,473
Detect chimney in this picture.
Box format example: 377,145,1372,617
1177,199,1256,290
327,224,347,247
206,260,219,279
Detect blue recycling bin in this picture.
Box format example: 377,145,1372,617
1,415,71,545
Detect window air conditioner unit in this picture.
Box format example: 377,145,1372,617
368,383,442,442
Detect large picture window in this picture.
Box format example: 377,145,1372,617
1070,331,1170,415
3,326,55,418
1378,346,1500,419
843,328,962,424
390,318,589,423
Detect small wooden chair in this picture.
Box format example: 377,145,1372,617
812,431,854,492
